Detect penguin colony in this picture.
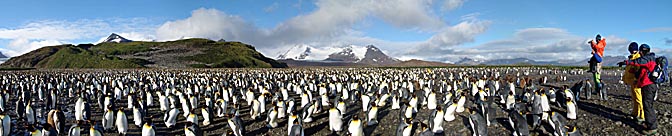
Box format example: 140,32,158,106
0,67,630,136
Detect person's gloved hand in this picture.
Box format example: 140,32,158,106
617,61,627,67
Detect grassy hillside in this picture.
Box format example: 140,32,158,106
35,45,144,68
0,39,287,68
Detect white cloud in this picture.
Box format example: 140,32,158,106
264,2,280,13
442,0,467,11
4,38,64,56
430,28,633,62
640,27,672,33
0,18,157,57
156,0,489,59
156,8,263,42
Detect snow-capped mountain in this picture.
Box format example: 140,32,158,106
455,57,484,65
102,33,132,43
0,51,6,58
325,47,360,62
277,44,398,65
0,52,7,64
277,44,367,61
358,45,400,65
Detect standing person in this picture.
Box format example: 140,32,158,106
588,34,606,100
621,42,645,123
618,44,657,135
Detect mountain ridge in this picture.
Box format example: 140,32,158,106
1,38,287,68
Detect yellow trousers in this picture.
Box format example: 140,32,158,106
631,86,644,119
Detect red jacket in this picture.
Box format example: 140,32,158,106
591,39,606,57
625,53,657,88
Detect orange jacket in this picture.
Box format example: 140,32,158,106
591,38,606,57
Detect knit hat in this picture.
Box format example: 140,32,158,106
639,44,651,53
628,42,639,52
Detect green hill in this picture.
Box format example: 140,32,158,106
0,39,287,68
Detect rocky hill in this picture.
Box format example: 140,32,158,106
1,38,287,68
357,45,400,65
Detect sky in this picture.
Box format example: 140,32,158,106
0,0,671,63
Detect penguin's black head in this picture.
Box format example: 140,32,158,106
41,123,52,129
226,130,234,136
420,122,428,130
184,121,193,127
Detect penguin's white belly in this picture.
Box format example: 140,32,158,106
456,98,466,113
367,108,378,125
444,105,457,122
348,121,363,136
433,111,444,133
328,111,343,131
427,94,437,110
567,103,577,119
391,97,400,109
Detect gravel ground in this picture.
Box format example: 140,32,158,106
2,68,671,136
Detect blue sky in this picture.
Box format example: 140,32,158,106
1,0,671,62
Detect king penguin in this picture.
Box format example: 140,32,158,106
566,125,582,136
26,101,36,125
102,105,115,131
89,121,103,136
391,94,401,110
427,91,437,110
361,93,371,112
456,92,467,113
41,123,57,136
566,97,577,120
142,118,155,136
0,109,10,136
266,106,279,128
184,122,203,136
336,98,346,116
540,89,551,121
396,117,414,136
508,108,529,136
133,101,145,128
328,106,343,132
187,109,199,125
115,108,128,135
506,91,516,110
277,98,287,119
164,107,179,128
547,112,567,136
250,99,261,119
201,107,213,126
288,119,304,136
367,102,379,126
419,121,433,136
68,121,82,136
227,113,246,136
467,108,488,136
348,114,364,136
430,105,445,133
301,100,316,123
444,99,458,122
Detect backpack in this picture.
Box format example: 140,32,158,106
649,56,669,84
